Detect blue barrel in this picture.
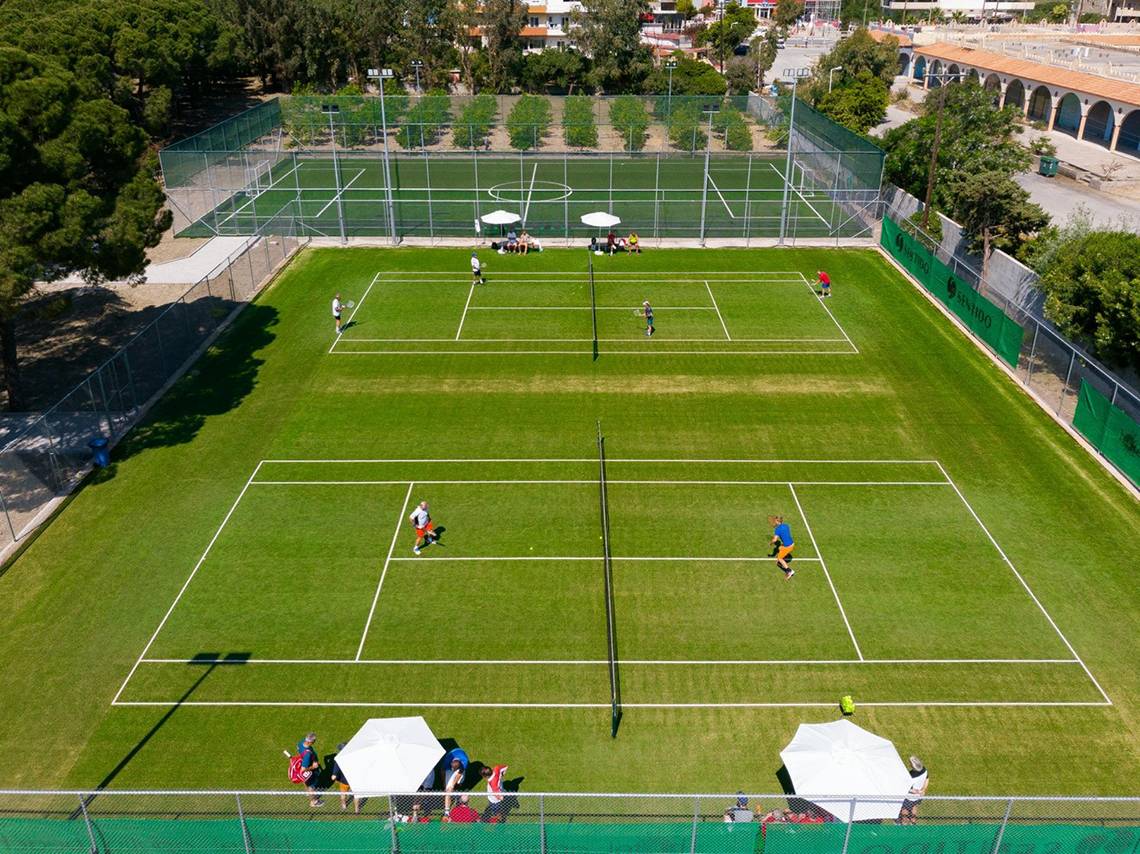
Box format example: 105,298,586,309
89,437,110,468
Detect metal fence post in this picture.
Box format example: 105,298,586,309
1058,350,1077,415
77,794,98,854
841,798,856,854
1110,382,1119,406
689,796,699,854
1025,321,1040,384
235,793,253,854
539,793,547,854
388,795,399,853
93,370,115,441
0,486,18,543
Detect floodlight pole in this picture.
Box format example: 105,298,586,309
321,104,348,244
698,109,716,247
411,60,424,94
828,65,844,92
665,58,678,116
369,68,399,245
778,69,808,246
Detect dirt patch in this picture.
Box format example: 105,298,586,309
331,375,891,396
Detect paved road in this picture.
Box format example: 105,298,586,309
1014,171,1140,229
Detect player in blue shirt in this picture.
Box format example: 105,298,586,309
769,515,795,580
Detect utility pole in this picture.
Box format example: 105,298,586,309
920,73,955,231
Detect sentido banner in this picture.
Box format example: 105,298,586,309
881,215,1024,368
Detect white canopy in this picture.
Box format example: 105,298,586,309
580,211,621,228
334,716,444,794
779,719,913,823
481,209,521,225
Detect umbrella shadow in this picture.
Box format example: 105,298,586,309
774,764,817,815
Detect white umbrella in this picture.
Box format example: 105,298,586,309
580,211,621,228
334,716,444,794
481,209,521,225
780,719,913,822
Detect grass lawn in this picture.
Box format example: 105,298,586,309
0,246,1137,798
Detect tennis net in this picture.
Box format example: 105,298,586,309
596,421,621,737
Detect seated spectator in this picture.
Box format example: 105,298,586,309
447,795,481,823
589,236,601,254
506,228,518,252
529,235,542,252
627,231,641,254
606,230,616,255
724,793,753,823
519,229,531,255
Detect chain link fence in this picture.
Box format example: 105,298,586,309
0,791,1136,853
0,233,307,563
881,197,1140,492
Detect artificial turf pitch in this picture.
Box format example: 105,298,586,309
186,154,850,240
0,247,1137,797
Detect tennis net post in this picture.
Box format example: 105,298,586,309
597,420,621,737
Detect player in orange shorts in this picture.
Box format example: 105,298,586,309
409,500,438,555
769,515,795,580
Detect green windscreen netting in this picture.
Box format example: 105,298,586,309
1073,381,1140,488
881,214,1024,368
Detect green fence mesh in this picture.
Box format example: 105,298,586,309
881,215,1024,368
161,100,283,189
1073,381,1140,488
792,98,885,192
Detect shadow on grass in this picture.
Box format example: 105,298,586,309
74,652,250,813
93,303,278,480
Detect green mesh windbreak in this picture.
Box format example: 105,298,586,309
1073,381,1140,488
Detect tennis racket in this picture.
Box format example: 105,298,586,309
346,300,356,309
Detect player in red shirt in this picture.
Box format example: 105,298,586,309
817,270,831,299
481,764,509,822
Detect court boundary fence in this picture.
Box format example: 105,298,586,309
0,790,1136,854
879,195,1140,495
0,233,309,565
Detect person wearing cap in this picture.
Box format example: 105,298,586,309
724,793,753,822
640,300,654,337
471,251,485,285
297,733,323,807
441,747,469,815
898,756,928,824
330,742,359,813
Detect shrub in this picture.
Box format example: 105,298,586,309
506,95,552,150
396,92,452,149
562,95,598,148
453,94,498,149
668,103,705,152
609,95,650,152
724,115,753,151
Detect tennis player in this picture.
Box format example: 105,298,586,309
817,270,831,298
332,293,343,334
769,515,795,580
409,500,437,555
471,251,486,285
642,300,655,337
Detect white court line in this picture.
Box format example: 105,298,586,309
335,337,846,343
112,700,1112,709
355,482,415,660
315,169,365,219
467,306,718,311
789,482,863,661
935,461,1113,705
111,462,265,705
138,657,1081,666
521,162,539,225
769,162,829,227
249,480,952,487
214,161,303,230
330,271,381,353
333,349,859,356
706,172,738,220
704,280,731,340
260,458,944,464
385,556,825,563
456,283,475,340
361,271,809,277
796,272,858,354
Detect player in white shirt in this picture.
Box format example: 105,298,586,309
409,500,437,555
332,293,343,334
471,251,485,285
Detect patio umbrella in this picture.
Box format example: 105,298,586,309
580,211,621,228
334,716,444,794
481,210,521,225
779,719,913,822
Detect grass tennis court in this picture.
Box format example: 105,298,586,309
186,155,853,240
1,247,1137,797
